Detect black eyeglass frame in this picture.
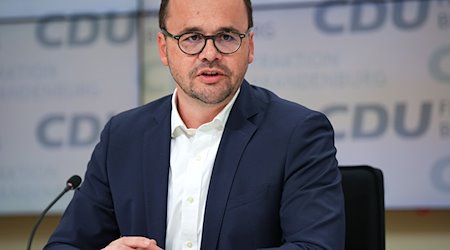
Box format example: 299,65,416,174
160,28,248,55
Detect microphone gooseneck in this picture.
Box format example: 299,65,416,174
26,175,82,250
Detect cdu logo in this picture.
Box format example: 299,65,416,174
322,102,433,140
36,113,112,148
314,1,430,34
35,13,136,48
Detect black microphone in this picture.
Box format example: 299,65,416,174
26,175,82,250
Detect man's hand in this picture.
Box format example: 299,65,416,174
102,236,162,250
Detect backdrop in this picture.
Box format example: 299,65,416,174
0,0,449,214
0,1,139,213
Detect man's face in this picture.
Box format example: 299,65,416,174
157,0,254,106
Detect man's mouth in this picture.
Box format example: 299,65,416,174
196,69,225,84
201,71,220,76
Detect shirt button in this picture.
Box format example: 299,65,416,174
186,241,193,248
187,197,194,204
186,129,195,136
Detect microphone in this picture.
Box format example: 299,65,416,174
26,175,82,250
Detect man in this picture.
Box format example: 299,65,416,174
45,0,345,249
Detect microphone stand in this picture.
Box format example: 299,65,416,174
26,187,70,250
27,175,81,250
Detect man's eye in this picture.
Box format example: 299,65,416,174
184,34,203,42
220,33,235,41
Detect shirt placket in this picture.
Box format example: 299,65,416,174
180,132,210,250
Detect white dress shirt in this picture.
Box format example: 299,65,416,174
165,88,240,250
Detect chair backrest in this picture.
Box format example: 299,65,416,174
339,165,385,250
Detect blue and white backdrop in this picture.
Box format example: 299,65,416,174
0,0,449,214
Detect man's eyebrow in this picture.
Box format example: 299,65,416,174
220,27,242,33
177,26,243,34
178,27,202,34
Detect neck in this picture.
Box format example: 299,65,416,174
175,90,231,129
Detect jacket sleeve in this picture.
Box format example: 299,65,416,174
262,111,345,250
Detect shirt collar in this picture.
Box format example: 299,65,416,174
171,87,241,138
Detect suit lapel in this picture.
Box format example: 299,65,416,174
141,98,172,248
201,81,261,249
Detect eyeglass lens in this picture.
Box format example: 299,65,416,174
178,32,243,54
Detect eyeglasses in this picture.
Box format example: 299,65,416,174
161,28,248,55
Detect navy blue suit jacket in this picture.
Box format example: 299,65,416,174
46,81,345,249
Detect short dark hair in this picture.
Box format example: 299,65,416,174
159,0,253,30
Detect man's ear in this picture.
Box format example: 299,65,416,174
247,31,254,64
157,32,169,66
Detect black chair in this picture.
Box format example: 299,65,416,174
339,165,385,250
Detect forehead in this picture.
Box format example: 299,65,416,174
165,0,248,32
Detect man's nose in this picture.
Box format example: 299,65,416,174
198,39,222,61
